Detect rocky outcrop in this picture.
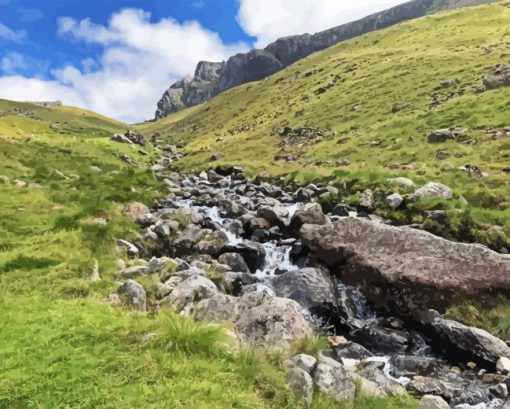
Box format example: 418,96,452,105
155,0,496,118
484,63,510,90
300,217,510,315
155,61,225,118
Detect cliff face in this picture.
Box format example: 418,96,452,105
155,0,495,119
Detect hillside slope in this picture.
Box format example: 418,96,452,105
0,100,296,408
139,1,510,244
154,0,497,118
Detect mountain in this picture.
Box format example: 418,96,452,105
154,0,497,119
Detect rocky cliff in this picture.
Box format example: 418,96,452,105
155,0,496,119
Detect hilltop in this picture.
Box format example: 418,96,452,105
139,0,510,249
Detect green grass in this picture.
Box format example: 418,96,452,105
136,0,510,245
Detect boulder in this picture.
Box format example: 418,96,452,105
257,206,289,226
428,129,456,143
497,357,510,374
122,202,150,221
116,239,139,257
222,242,266,273
125,130,147,146
387,177,415,188
162,275,217,312
287,366,314,407
386,193,404,209
272,267,337,313
390,355,441,377
121,265,149,278
413,182,453,200
286,354,317,374
419,395,450,409
332,203,357,217
300,218,510,314
351,325,409,354
313,356,357,402
357,364,406,396
484,63,510,90
218,252,251,274
194,292,312,349
111,133,133,144
118,279,147,311
289,203,329,234
359,189,374,210
423,310,510,365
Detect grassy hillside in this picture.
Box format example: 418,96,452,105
0,99,417,408
137,1,510,244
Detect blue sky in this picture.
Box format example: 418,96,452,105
0,0,406,122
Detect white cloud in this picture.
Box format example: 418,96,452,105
0,22,26,43
237,0,408,48
0,9,247,122
0,75,85,106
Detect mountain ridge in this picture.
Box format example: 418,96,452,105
154,0,496,119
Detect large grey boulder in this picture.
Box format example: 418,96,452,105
287,366,314,407
413,182,453,200
118,279,147,311
162,275,217,312
313,356,357,402
194,292,312,349
300,217,510,315
289,203,329,234
218,252,250,274
423,310,510,365
272,267,337,312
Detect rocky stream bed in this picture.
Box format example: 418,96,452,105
113,144,510,408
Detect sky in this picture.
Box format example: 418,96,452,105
0,0,407,123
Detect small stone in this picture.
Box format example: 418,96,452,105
90,165,102,173
89,259,100,282
287,366,314,407
386,193,404,209
497,356,510,374
386,177,415,188
14,179,27,188
436,150,451,160
467,362,477,369
287,354,317,374
495,383,509,398
418,395,450,409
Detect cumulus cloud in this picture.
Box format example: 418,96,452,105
0,8,247,122
237,0,408,48
0,76,85,106
0,22,26,42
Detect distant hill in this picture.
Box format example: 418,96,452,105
154,0,497,119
